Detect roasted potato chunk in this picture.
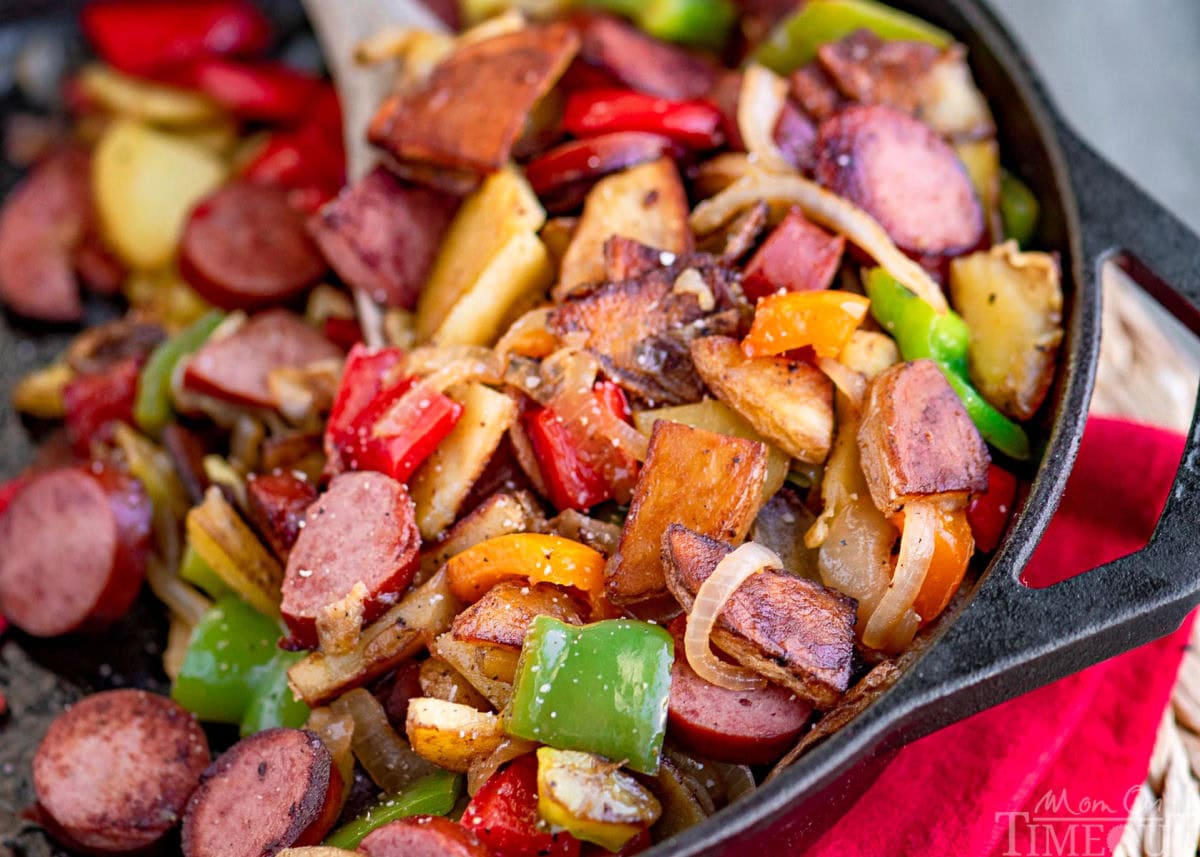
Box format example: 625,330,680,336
418,490,544,579
418,657,493,712
950,241,1063,421
557,158,692,297
662,525,857,708
857,360,989,515
607,422,767,607
406,697,505,772
690,336,834,464
838,330,899,381
451,581,582,651
431,632,519,709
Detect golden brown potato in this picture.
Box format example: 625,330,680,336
557,158,691,297
607,422,767,607
950,241,1063,421
431,633,518,709
406,697,505,772
856,360,989,515
662,525,857,707
690,336,834,464
410,384,519,539
837,330,899,381
418,657,493,711
451,581,582,651
418,490,544,579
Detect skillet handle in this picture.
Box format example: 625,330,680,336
883,122,1200,735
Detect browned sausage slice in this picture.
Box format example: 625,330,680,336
0,148,92,322
358,816,490,857
180,181,327,310
0,466,151,637
574,13,717,100
281,471,420,650
813,104,983,258
307,166,459,310
182,728,342,857
665,618,812,764
33,689,210,855
246,470,318,561
183,309,343,409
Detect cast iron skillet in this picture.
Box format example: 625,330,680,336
2,0,1200,854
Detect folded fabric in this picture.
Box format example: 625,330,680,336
802,417,1192,857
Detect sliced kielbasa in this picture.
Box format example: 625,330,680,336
182,728,342,857
281,471,420,649
574,13,716,100
33,689,210,855
813,104,984,259
245,470,318,561
359,816,490,857
665,619,812,765
183,309,343,409
742,207,845,300
0,465,151,636
0,148,92,322
179,180,328,310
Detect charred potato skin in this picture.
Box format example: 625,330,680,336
450,580,583,651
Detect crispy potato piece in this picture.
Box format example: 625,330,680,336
690,336,834,464
557,158,691,297
288,570,462,706
419,657,493,711
607,422,767,606
542,509,622,557
406,698,505,773
419,490,544,579
451,581,582,651
551,270,739,406
949,241,1063,421
857,360,989,515
431,633,519,709
662,525,857,708
540,216,578,268
838,330,899,381
955,139,1003,243
369,23,579,175
411,384,519,540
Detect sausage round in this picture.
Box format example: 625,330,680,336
666,619,812,764
281,471,420,649
33,689,210,855
182,309,343,409
813,104,984,259
246,470,318,561
179,180,327,310
0,466,152,637
358,816,491,857
182,728,343,857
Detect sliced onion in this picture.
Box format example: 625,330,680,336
146,557,212,627
738,64,794,175
684,542,781,690
494,306,557,369
163,614,195,682
331,687,439,793
466,736,539,796
355,291,386,349
690,173,948,313
815,357,867,409
306,706,356,800
862,499,938,651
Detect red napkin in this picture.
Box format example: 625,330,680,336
803,417,1193,857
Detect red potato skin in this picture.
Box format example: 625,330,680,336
281,471,421,650
0,465,151,637
179,181,328,310
813,104,984,259
665,619,813,764
183,309,344,409
0,148,91,322
182,728,342,857
359,816,491,857
742,208,845,301
245,470,318,561
33,689,210,856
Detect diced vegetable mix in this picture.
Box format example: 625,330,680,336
0,0,1064,852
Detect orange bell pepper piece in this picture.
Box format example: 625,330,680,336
742,291,871,359
444,533,607,604
912,506,974,622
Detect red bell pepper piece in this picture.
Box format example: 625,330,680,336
524,132,678,197
742,208,845,301
80,0,271,77
62,356,142,457
967,463,1019,553
524,381,637,512
463,754,582,857
165,58,320,123
562,89,725,150
322,316,362,351
348,380,463,483
326,344,406,447
581,828,651,856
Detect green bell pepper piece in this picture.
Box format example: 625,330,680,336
324,772,464,849
582,0,735,48
506,616,673,775
864,268,1031,460
171,596,308,730
179,543,233,601
134,310,224,435
753,0,952,74
999,170,1040,247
